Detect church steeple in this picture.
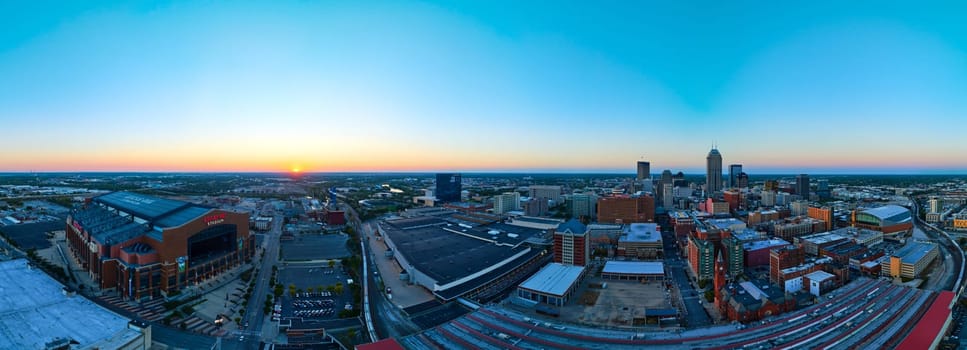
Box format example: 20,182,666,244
714,249,727,312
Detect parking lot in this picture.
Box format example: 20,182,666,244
560,279,672,326
277,264,353,321
0,220,63,250
280,234,351,261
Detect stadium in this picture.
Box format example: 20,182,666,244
851,205,913,241
66,191,253,300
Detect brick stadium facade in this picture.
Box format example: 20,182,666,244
66,192,253,300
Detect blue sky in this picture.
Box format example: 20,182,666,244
0,1,965,173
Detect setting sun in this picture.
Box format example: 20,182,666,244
291,167,301,173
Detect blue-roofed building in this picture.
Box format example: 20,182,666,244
882,241,939,279
66,192,252,300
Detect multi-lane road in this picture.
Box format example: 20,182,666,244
661,228,711,328
343,202,422,343
911,196,964,293
234,212,284,349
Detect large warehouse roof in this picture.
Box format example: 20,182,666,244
380,217,541,300
0,259,145,349
895,241,938,264
518,263,585,297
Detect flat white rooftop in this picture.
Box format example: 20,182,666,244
805,270,836,282
619,223,661,243
602,261,664,275
801,233,848,245
518,263,585,297
0,259,143,350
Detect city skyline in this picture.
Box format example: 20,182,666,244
2,2,967,173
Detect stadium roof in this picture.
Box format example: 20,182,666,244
518,263,585,297
859,205,912,225
0,259,143,349
93,191,213,228
602,261,664,275
154,206,212,228
619,223,661,243
94,191,190,221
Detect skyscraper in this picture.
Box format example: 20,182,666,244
795,174,810,198
736,172,749,188
706,148,723,195
928,197,943,214
636,161,651,180
661,169,673,187
816,179,830,199
728,164,743,188
435,173,462,202
493,192,520,214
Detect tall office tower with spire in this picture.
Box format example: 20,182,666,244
728,164,742,188
637,161,651,180
706,147,723,195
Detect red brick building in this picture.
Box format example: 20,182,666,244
723,190,742,212
770,245,804,285
597,194,655,224
553,219,589,266
66,192,253,300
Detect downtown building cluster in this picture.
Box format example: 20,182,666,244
385,147,942,332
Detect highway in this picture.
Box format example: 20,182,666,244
911,196,964,293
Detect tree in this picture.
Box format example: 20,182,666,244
306,287,314,293
334,282,344,295
328,260,336,269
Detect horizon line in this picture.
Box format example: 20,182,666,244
1,170,966,176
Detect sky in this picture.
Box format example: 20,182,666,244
1,1,966,174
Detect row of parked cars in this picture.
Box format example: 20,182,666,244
293,299,335,309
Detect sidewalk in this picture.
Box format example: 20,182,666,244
365,224,434,308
